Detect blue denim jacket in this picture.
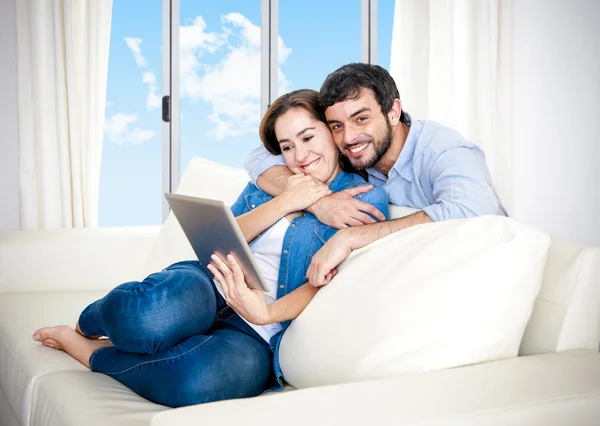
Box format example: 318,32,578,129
229,170,389,389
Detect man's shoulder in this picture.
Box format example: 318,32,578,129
415,120,479,157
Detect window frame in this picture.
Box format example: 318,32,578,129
161,0,378,221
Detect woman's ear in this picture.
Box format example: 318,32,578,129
387,99,402,126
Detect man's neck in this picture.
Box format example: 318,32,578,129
374,122,410,177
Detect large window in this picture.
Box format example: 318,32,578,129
179,1,263,173
278,0,362,93
99,1,163,227
378,0,395,70
99,0,395,227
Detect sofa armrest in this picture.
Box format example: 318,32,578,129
0,226,160,293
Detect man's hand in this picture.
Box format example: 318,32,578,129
308,185,385,229
208,254,272,325
307,212,433,287
306,230,352,287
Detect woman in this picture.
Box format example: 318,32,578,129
33,89,389,408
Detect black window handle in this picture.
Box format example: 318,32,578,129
162,96,170,122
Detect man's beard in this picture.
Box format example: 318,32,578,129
346,119,393,170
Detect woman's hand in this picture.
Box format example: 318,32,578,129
207,254,272,325
277,174,332,213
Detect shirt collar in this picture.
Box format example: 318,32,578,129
367,112,420,183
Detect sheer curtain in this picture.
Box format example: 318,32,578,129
390,0,514,213
16,0,112,229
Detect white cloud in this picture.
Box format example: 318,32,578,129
179,13,293,140
143,71,161,110
124,37,160,111
104,113,155,145
125,37,148,68
120,14,294,140
180,16,228,54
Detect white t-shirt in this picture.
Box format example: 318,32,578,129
214,217,288,343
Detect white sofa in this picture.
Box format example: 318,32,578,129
1,158,599,426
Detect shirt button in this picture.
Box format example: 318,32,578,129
291,224,295,228
283,250,288,254
279,285,284,289
251,204,256,208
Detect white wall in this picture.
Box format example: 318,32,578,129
0,0,19,232
510,0,600,246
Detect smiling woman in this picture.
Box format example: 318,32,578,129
260,89,342,185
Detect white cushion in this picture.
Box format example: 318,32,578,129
151,350,600,426
143,158,250,275
0,384,20,426
520,237,600,355
279,216,550,388
388,205,419,219
0,292,104,426
30,371,166,426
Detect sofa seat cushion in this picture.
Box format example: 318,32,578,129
0,384,20,426
30,371,166,426
0,291,105,426
152,350,600,426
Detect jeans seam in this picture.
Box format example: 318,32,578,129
111,270,175,294
96,335,214,376
78,301,103,337
88,345,105,367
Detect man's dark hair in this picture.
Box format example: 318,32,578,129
319,63,405,122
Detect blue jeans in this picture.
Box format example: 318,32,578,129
78,260,273,408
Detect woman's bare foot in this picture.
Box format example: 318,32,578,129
33,325,113,368
75,321,101,339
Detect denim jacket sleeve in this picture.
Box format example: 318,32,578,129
230,183,259,217
354,185,390,221
230,183,274,218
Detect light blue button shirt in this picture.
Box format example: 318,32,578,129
245,113,508,221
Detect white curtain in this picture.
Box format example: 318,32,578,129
16,0,112,230
390,0,513,213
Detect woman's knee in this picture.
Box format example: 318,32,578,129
101,266,217,352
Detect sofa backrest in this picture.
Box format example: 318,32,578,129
518,238,600,355
145,157,600,355
142,158,250,276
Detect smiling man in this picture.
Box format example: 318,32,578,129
245,63,507,286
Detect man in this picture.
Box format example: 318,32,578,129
245,63,507,286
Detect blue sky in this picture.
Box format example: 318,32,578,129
99,1,395,227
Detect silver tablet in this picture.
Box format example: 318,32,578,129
165,193,269,292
